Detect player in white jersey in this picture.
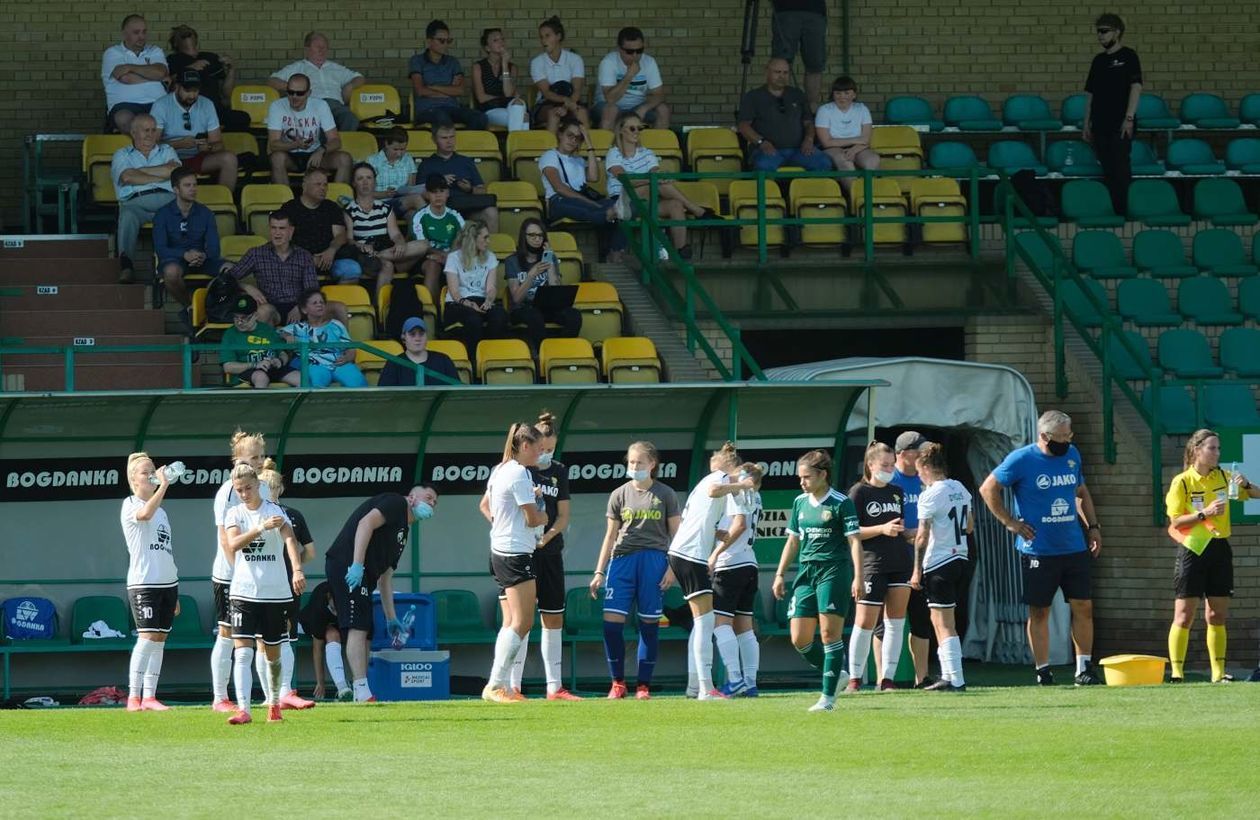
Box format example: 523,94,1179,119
121,452,180,712
668,442,754,700
910,442,974,692
709,462,765,697
209,431,271,712
222,463,306,725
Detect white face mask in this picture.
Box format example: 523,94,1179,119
627,468,650,481
873,469,895,484
536,451,553,469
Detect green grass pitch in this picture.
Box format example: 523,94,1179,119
4,684,1258,817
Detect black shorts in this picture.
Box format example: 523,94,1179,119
924,560,970,609
668,554,713,599
128,585,178,633
858,567,912,606
535,550,566,614
231,363,296,386
871,583,931,640
712,565,758,617
229,598,290,645
213,580,232,627
1021,550,1092,607
491,552,536,591
1174,539,1234,599
326,557,375,632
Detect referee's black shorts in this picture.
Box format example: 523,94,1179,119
1174,539,1233,599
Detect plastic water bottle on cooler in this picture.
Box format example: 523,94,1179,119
150,461,186,485
393,605,417,649
1228,462,1241,500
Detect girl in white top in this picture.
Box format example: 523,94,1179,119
529,16,589,132
441,220,509,358
121,452,179,711
708,462,765,696
814,75,880,195
480,423,549,702
605,111,715,260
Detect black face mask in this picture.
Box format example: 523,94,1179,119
1046,439,1070,457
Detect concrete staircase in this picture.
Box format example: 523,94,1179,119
595,262,711,382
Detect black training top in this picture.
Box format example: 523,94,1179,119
528,460,570,556
1085,47,1142,129
849,481,911,574
326,493,409,579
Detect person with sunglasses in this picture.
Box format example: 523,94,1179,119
151,69,239,189
1083,13,1142,214
538,117,625,260
266,73,353,184
594,27,669,130
504,218,581,348
409,19,489,130
737,58,830,173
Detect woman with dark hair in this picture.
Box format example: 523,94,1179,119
814,75,879,196
539,116,624,260
472,28,529,131
167,24,250,132
503,218,581,347
529,16,589,132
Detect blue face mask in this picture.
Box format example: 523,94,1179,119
411,500,434,521
627,468,650,481
536,451,554,469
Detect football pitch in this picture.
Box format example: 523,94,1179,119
3,683,1257,818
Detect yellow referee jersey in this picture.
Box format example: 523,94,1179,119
1165,466,1233,553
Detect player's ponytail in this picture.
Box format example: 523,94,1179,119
230,462,259,483
502,421,542,463
229,429,267,461
797,449,831,484
1183,428,1220,470
126,451,151,482
861,441,893,482
711,440,741,471
918,442,947,478
258,463,284,497
739,461,764,489
535,410,558,438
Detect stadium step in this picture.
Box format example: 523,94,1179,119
0,237,112,260
4,361,187,392
0,284,145,311
0,309,165,338
0,258,123,285
1,335,185,367
595,263,710,382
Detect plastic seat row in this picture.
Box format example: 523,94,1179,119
929,138,1260,180
1071,228,1260,282
1060,178,1260,229
1143,381,1260,434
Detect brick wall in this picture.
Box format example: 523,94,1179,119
2,2,1258,229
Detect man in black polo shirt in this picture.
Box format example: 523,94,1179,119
737,58,830,173
417,123,499,231
278,165,360,281
1084,13,1142,214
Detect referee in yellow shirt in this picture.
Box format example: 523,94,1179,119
1165,429,1254,682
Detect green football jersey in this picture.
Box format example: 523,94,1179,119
411,206,465,250
788,488,860,565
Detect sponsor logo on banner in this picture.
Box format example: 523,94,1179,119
424,451,689,494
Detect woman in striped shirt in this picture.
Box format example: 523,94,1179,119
344,162,428,294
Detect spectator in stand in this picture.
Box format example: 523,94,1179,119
154,167,227,315
504,218,581,347
267,73,352,184
411,175,465,305
269,32,365,132
111,114,178,283
539,117,624,260
152,70,240,188
595,27,669,130
166,25,250,133
278,167,357,281
1084,13,1142,215
769,0,827,110
418,123,499,231
409,20,488,130
220,294,301,389
102,14,169,134
230,212,319,325
606,111,713,260
814,75,879,197
442,220,509,362
345,162,429,294
377,317,461,386
366,128,426,214
737,58,829,172
530,16,589,133
281,287,368,388
472,28,529,132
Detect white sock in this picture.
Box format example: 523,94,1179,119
211,635,234,701
693,611,715,692
325,641,349,691
542,628,563,694
143,643,165,700
255,649,271,703
881,618,906,682
129,640,155,699
1076,654,1091,675
941,636,965,687
510,631,530,691
268,658,283,706
280,642,295,698
234,647,255,712
489,627,523,689
848,626,874,682
686,627,699,693
713,624,742,684
736,630,760,686
352,677,372,702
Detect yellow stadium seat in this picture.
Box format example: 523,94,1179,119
376,283,438,335
640,129,683,174
850,177,909,245
191,288,232,339
196,184,238,238
230,85,280,130
909,178,968,244
870,126,924,193
327,182,353,203
219,132,260,179
356,340,403,385
506,131,557,195
427,339,472,384
686,128,742,196
574,281,624,346
240,184,294,236
477,338,536,384
221,234,266,263
339,131,379,163
488,181,544,239
82,135,132,205
728,180,787,248
540,337,599,383
406,129,437,158
546,231,584,285
321,284,375,340
489,233,516,259
456,130,504,183
349,85,403,126
602,336,662,383
789,178,846,247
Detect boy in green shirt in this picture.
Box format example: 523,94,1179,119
411,175,466,305
220,294,301,388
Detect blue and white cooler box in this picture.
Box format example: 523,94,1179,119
368,649,451,701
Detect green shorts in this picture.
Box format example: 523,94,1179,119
788,561,853,620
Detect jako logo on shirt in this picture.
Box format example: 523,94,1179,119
866,501,900,516
1035,473,1077,490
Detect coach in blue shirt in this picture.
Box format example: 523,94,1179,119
980,409,1104,687
153,166,226,309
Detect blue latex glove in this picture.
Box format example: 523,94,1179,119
387,618,405,640
345,562,365,590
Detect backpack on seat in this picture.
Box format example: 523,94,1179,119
2,597,58,640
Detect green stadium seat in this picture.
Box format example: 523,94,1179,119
1224,138,1260,174
1178,276,1244,325
1241,94,1260,127
1013,231,1061,270
1239,278,1260,321
1255,235,1260,267
1133,230,1198,279
1045,140,1102,176
1060,278,1108,328
928,141,987,176
885,95,943,131
1166,139,1226,175
1126,179,1190,227
1179,93,1241,130
1117,279,1181,327
1061,94,1088,129
1204,383,1260,428
1219,327,1260,377
1192,229,1259,278
563,587,611,640
1136,94,1181,129
943,95,1002,131
1109,329,1155,379
1192,178,1258,227
1157,329,1224,378
753,592,790,637
432,589,493,644
1073,230,1137,279
1130,141,1166,176
1061,180,1124,227
70,595,132,647
987,140,1048,175
493,599,542,640
1003,94,1062,131
166,595,205,646
1142,385,1197,435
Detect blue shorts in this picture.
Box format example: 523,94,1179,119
604,550,668,621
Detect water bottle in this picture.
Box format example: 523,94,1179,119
150,461,186,485
1064,146,1075,168
1228,462,1241,500
393,605,416,649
